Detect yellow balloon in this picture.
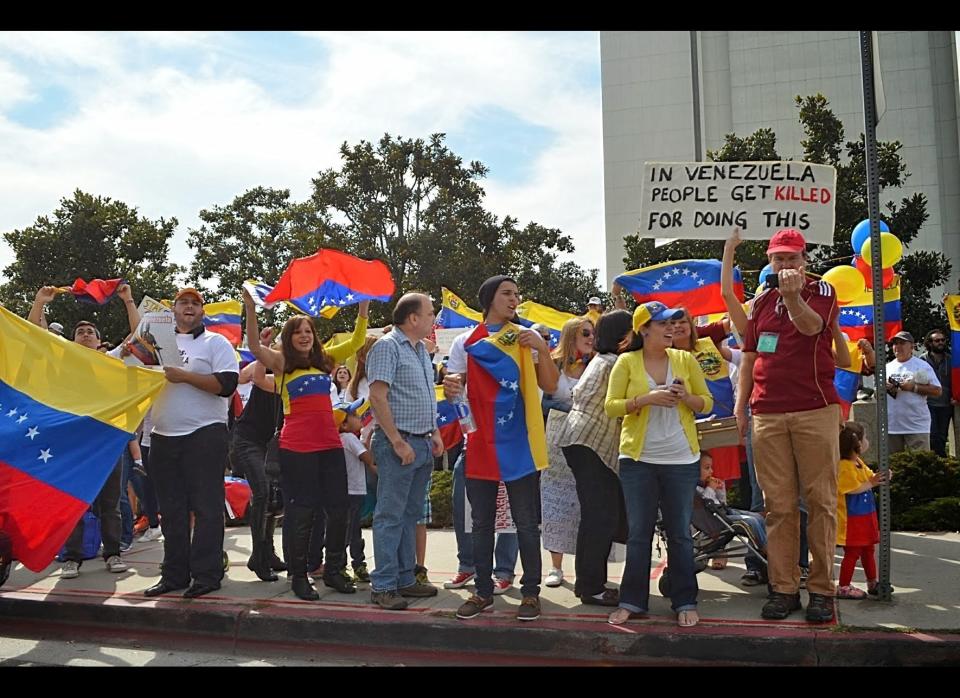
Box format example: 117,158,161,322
861,233,903,268
823,265,865,303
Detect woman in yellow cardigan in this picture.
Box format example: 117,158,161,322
604,301,714,627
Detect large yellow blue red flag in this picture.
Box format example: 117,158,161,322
0,306,165,571
463,322,548,482
945,295,960,403
435,287,483,329
516,300,577,348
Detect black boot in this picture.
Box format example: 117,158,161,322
286,503,319,601
246,500,278,582
264,514,287,571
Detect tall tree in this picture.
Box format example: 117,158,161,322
311,133,601,317
622,94,949,340
1,189,180,342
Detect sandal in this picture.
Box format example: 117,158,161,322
677,609,699,627
607,607,646,625
710,559,727,570
837,585,868,600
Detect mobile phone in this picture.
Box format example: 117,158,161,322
765,275,780,289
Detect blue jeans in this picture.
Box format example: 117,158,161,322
451,450,518,579
370,431,435,593
466,471,541,599
619,458,700,614
726,509,767,572
744,412,764,513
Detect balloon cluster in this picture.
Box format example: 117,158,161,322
821,218,901,304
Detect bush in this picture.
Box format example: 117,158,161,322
429,469,453,529
896,498,960,532
885,450,960,530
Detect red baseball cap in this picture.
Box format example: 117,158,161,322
766,228,807,254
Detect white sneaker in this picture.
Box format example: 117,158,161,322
138,527,162,543
105,555,128,573
544,568,564,587
61,560,80,579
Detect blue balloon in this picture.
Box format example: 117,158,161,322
851,218,890,255
758,264,773,285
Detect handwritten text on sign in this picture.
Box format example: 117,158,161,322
640,162,837,245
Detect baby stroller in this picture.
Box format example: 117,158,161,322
657,492,768,597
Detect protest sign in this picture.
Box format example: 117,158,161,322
640,161,836,245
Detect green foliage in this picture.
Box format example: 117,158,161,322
622,94,949,338
312,133,601,321
888,450,960,529
0,189,181,343
896,498,960,532
429,469,453,529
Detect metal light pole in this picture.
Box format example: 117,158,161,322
859,30,893,601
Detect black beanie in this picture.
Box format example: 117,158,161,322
478,275,515,314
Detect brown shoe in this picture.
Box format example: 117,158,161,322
517,595,541,621
370,590,408,611
456,594,494,619
398,581,438,598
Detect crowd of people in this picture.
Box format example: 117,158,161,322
14,225,953,627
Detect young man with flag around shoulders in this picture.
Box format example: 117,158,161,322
27,282,142,580
443,275,560,622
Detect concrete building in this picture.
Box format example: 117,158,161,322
601,31,960,287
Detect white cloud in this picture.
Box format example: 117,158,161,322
0,31,606,289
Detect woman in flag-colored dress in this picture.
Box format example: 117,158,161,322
605,301,714,628
243,289,369,601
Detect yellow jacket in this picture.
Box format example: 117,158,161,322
604,348,713,461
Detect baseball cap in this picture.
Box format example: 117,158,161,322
174,287,204,304
588,296,602,306
333,398,370,427
891,331,915,344
633,301,684,331
766,228,807,255
48,322,64,336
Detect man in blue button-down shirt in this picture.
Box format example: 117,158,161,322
367,292,444,610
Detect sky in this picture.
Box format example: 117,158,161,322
0,31,605,289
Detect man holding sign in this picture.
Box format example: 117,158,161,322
735,229,841,624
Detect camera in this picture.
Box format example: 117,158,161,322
764,275,780,289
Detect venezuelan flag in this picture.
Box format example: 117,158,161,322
838,285,901,342
243,279,340,319
0,306,165,571
463,323,548,482
59,278,124,305
516,300,577,349
264,249,395,314
202,300,242,347
945,295,960,402
615,260,743,317
435,385,463,451
435,287,482,329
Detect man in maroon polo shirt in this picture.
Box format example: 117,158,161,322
735,228,841,623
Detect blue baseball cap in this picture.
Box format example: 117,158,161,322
633,301,684,331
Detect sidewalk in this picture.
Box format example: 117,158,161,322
2,527,959,665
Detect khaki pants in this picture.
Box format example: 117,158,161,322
752,404,840,596
888,433,930,454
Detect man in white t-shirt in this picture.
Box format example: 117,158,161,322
143,287,239,599
886,331,942,453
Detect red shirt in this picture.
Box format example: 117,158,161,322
744,280,839,414
698,321,728,347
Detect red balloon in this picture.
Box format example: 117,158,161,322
854,255,894,289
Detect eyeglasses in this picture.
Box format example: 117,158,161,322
932,338,946,343
580,329,594,338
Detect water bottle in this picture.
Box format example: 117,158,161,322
453,393,477,435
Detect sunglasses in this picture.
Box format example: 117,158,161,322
580,329,594,338
539,334,552,342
